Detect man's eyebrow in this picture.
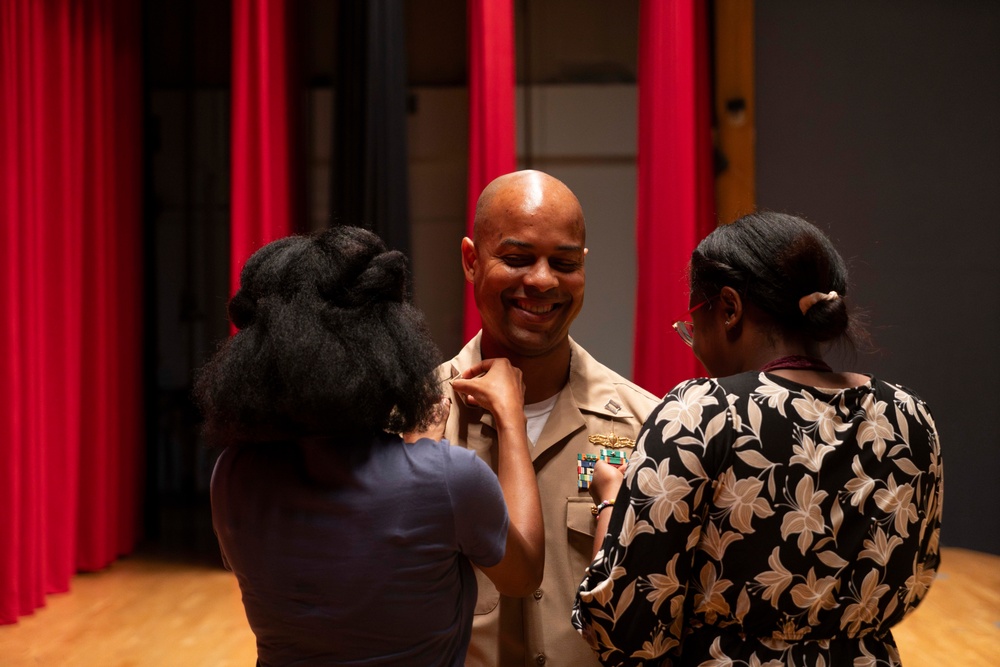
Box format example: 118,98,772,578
498,238,583,252
498,238,532,249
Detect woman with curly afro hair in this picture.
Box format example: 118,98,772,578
197,226,542,666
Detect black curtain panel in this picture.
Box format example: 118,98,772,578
333,0,411,256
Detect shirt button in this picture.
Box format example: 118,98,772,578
535,654,546,665
533,589,543,600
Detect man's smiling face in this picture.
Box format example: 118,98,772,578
464,173,587,359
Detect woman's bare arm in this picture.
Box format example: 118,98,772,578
451,358,544,596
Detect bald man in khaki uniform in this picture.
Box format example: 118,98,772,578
441,171,659,666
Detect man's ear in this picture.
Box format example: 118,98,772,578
460,237,477,283
719,286,743,329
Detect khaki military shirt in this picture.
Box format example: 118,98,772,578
439,333,659,667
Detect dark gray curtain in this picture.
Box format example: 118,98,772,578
333,0,411,255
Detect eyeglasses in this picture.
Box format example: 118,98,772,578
672,295,718,347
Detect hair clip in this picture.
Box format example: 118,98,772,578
798,290,839,315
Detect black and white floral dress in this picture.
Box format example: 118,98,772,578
572,371,943,667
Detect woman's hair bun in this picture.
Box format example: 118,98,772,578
353,250,407,305
800,296,849,343
312,226,410,309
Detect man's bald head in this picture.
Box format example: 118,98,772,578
472,170,585,245
461,169,588,362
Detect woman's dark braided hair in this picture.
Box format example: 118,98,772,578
195,226,442,448
690,211,864,346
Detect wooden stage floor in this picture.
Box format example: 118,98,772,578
1,546,997,666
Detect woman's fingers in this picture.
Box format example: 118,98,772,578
589,459,626,504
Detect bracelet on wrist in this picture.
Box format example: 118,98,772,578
591,499,615,516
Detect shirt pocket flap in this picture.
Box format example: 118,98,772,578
566,496,596,538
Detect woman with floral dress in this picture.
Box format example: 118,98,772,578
572,212,942,666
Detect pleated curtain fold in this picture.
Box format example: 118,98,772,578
230,0,294,298
463,0,517,344
633,0,716,396
0,0,143,624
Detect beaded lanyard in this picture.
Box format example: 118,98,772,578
759,355,832,373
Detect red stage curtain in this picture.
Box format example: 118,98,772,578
463,0,517,343
633,0,715,397
231,0,293,297
0,0,142,624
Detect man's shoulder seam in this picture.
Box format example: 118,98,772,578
610,379,659,403
583,358,658,402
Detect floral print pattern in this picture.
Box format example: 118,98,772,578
573,372,942,666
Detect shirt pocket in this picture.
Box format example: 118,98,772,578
566,496,597,580
567,495,597,538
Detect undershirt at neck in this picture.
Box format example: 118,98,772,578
523,392,559,446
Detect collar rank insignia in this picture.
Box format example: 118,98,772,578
589,400,633,449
